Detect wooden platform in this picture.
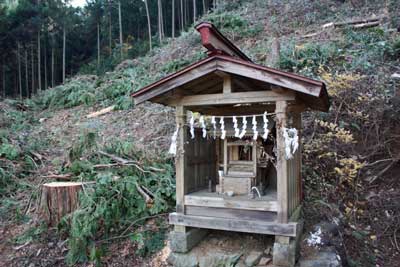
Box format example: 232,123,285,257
169,212,300,237
184,189,278,212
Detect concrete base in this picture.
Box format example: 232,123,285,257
169,227,209,253
166,231,274,267
273,236,297,267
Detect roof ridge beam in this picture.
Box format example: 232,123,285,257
196,22,252,62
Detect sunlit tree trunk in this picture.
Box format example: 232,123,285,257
17,42,22,99
62,25,66,84
193,0,196,22
14,72,17,98
31,43,35,94
172,0,175,38
180,0,184,30
97,22,101,69
109,5,112,56
202,0,206,13
157,0,163,43
51,45,54,88
144,0,152,51
118,1,123,59
44,40,47,90
185,0,188,25
38,30,41,91
2,64,5,98
25,49,29,97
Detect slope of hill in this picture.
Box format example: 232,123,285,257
1,1,399,266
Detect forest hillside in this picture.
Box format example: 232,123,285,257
1,0,400,266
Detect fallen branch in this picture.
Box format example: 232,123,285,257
42,173,72,180
97,213,169,244
352,21,380,29
97,151,165,173
24,191,36,215
368,159,399,184
93,163,127,168
92,162,148,173
366,158,395,167
86,105,115,119
322,16,384,28
302,31,323,38
98,150,135,165
135,182,154,204
13,241,31,251
148,166,165,172
304,16,384,38
391,73,400,79
140,184,155,198
30,151,46,161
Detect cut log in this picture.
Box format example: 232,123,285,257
352,21,380,29
391,73,400,79
86,105,115,118
322,16,384,29
39,182,94,226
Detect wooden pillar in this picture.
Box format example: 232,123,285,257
252,141,257,175
223,75,232,93
170,106,209,253
223,138,228,175
175,105,187,215
276,101,289,223
293,113,302,208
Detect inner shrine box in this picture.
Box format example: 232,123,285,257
131,22,329,267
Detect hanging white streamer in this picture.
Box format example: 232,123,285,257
189,115,195,139
211,116,217,139
252,115,258,140
282,127,299,159
233,116,240,137
262,112,269,140
168,125,180,155
199,116,207,138
220,117,226,140
239,116,247,139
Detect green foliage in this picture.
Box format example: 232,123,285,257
132,228,167,257
62,135,175,265
0,101,36,132
0,197,21,220
32,77,98,110
0,167,14,197
161,58,193,74
280,41,340,77
279,28,398,78
0,141,20,160
68,130,98,162
385,37,400,59
14,223,47,245
206,11,262,38
341,28,395,72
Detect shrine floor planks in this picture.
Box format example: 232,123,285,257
184,189,278,212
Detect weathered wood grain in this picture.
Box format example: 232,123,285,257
179,91,295,106
184,193,278,211
169,212,298,236
276,101,289,223
185,206,277,221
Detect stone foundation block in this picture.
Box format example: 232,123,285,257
169,228,208,253
273,237,297,267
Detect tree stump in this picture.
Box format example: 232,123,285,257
39,182,93,226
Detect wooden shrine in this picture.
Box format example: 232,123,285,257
132,22,329,267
